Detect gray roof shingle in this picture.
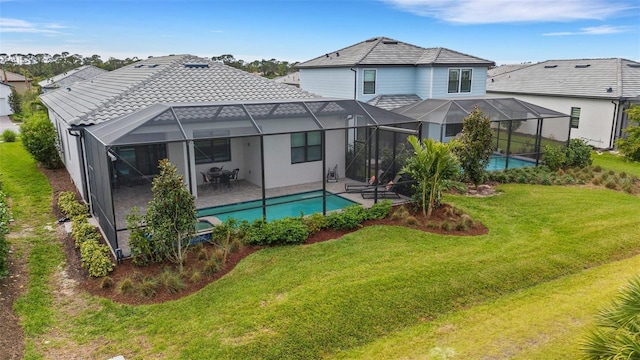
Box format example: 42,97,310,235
297,37,495,68
38,65,108,90
40,55,318,126
487,58,640,99
367,94,422,110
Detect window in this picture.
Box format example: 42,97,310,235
291,131,322,163
448,68,472,93
115,144,167,175
194,139,231,164
445,123,463,137
363,69,376,95
570,107,581,129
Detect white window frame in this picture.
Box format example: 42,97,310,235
448,68,473,94
362,69,377,95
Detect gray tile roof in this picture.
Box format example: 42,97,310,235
40,55,318,126
297,37,495,68
487,58,640,99
487,64,531,77
38,65,108,90
366,94,421,110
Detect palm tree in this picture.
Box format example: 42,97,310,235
581,276,640,359
402,136,460,217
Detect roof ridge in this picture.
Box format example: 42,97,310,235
76,55,191,123
356,37,386,65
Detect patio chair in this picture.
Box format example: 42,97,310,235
229,168,240,186
200,172,214,190
344,169,385,192
360,174,403,199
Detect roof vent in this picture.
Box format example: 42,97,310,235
382,41,398,45
627,63,640,68
544,65,558,68
148,64,159,68
184,63,209,68
365,37,378,42
336,52,340,57
607,87,613,93
575,64,591,68
134,64,145,68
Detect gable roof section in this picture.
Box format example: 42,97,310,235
367,94,421,110
40,55,318,126
487,64,531,77
38,65,108,90
487,58,640,99
297,37,494,68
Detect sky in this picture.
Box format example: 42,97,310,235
1,0,639,65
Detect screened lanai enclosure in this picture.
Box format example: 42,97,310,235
394,97,571,170
83,99,421,256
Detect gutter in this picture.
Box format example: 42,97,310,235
350,67,357,100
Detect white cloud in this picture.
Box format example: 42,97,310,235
543,25,633,36
0,17,64,34
382,0,635,24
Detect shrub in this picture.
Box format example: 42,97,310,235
404,216,419,226
138,277,159,298
605,181,618,190
202,258,222,276
19,112,63,169
615,105,640,162
57,191,88,218
8,87,22,114
79,239,115,277
99,276,114,289
189,270,203,283
544,145,566,171
325,205,369,230
246,217,309,245
71,215,101,248
565,138,592,168
0,190,10,279
304,213,327,234
116,276,136,294
126,207,154,266
2,129,17,142
160,268,187,294
367,200,392,220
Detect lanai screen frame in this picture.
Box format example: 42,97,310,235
83,99,421,253
394,97,571,168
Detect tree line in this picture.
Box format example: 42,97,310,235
0,52,298,82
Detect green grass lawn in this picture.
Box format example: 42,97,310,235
592,151,640,177
2,142,640,359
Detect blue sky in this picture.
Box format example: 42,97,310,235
1,0,639,65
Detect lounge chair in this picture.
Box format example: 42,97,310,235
344,170,385,192
360,174,403,199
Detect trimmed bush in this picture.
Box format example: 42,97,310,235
2,129,17,142
367,200,392,220
58,191,88,218
79,239,115,277
565,138,592,168
544,145,566,171
71,215,100,248
19,112,63,169
246,217,309,246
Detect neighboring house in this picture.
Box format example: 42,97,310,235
38,65,108,93
297,36,495,107
0,70,32,94
0,82,12,116
273,71,300,87
487,58,640,149
40,54,417,255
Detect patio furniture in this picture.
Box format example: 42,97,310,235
208,169,233,189
200,172,214,190
326,164,339,183
360,174,403,199
344,170,384,192
229,168,240,186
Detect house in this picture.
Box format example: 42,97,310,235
273,71,300,87
297,36,495,107
0,82,13,116
40,54,418,256
487,58,640,149
0,70,32,94
38,65,108,93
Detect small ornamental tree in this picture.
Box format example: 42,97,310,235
20,112,63,169
402,136,460,218
615,105,640,162
451,105,494,187
145,159,197,272
8,87,22,115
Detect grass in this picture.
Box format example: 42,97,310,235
0,142,64,358
3,141,640,359
592,151,640,177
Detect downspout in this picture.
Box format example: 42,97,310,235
350,67,357,100
67,127,89,201
609,100,621,149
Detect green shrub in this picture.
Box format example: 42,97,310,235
325,205,369,230
544,145,566,171
189,270,203,283
160,268,187,294
99,276,114,289
57,191,88,218
2,129,17,142
605,181,618,190
19,112,63,169
404,216,419,226
565,138,592,168
71,215,101,248
116,276,136,294
79,239,114,277
367,200,392,220
304,213,327,234
246,217,309,245
126,207,154,266
202,257,222,276
614,105,640,162
138,277,159,298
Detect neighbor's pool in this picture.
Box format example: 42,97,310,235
486,155,536,171
197,190,356,222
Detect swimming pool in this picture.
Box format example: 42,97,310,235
197,190,356,222
486,155,536,171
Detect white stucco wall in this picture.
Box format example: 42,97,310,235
48,109,86,200
487,92,616,148
0,85,12,116
299,68,355,99
432,66,488,98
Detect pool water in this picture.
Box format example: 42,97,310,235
486,155,536,171
197,190,356,222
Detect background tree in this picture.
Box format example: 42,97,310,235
451,105,493,188
145,159,197,272
19,112,63,169
615,105,640,162
402,136,460,217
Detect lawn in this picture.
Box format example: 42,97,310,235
2,142,640,359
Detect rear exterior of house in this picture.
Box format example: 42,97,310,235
0,83,12,116
297,37,495,106
487,58,640,149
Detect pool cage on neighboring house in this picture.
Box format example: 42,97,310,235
394,97,571,169
81,99,421,256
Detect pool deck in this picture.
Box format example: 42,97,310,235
112,177,409,257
